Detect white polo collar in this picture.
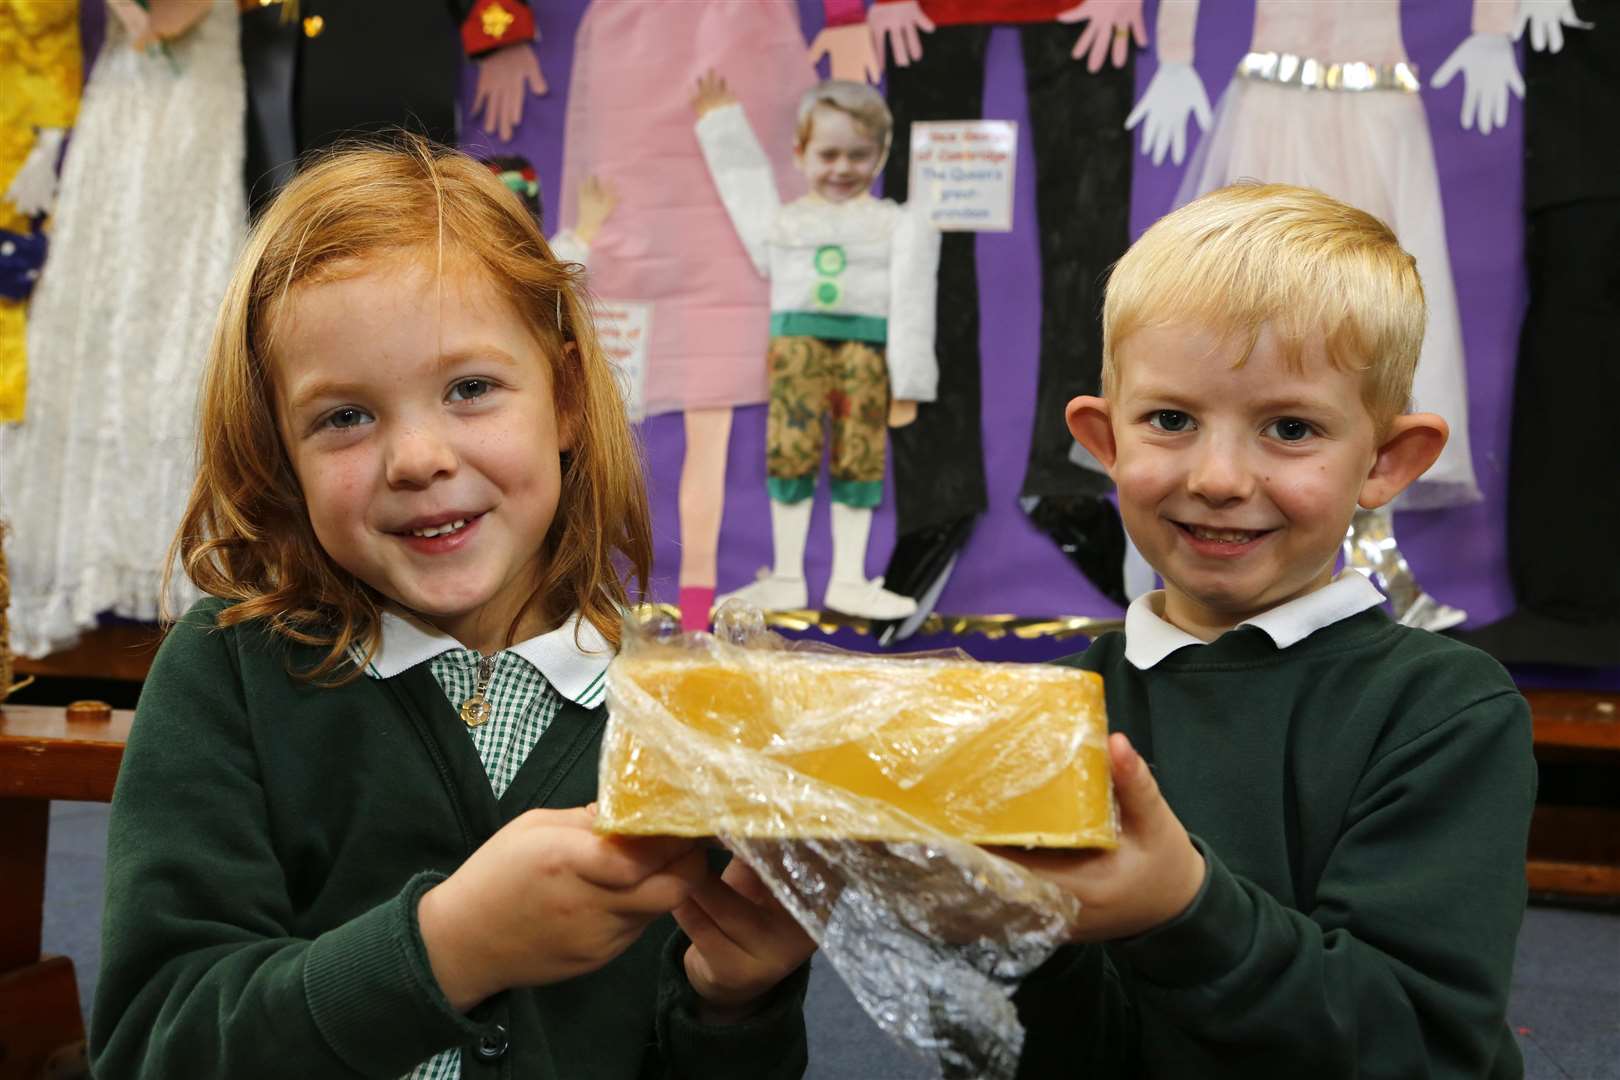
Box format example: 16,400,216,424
361,607,613,708
1123,570,1386,670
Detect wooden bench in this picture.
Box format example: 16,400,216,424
0,702,131,1080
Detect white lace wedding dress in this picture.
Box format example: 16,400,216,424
0,0,244,657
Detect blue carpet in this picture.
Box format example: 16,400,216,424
43,802,1619,1078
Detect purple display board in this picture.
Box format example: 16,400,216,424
454,3,1604,684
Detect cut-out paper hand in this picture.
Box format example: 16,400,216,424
1125,61,1211,165
868,1,935,68
1431,33,1525,135
691,70,739,119
1057,0,1147,74
3,129,67,217
807,22,883,83
1516,0,1594,53
473,41,547,142
106,0,152,47
574,176,617,246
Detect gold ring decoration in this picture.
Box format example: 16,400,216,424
641,603,1124,643
1113,27,1129,38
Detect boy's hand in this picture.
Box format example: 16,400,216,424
996,734,1206,942
676,858,816,1023
692,70,738,119
418,807,707,1012
574,176,618,246
888,399,919,428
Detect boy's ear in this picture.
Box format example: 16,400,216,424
1065,395,1117,474
1358,412,1448,509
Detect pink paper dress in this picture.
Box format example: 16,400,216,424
559,0,816,416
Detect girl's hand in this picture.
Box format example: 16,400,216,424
418,807,707,1011
574,176,618,246
676,858,816,1023
692,70,738,119
995,733,1206,942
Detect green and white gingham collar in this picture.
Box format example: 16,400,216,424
361,607,612,709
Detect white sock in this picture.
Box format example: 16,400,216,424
771,498,812,579
829,503,873,584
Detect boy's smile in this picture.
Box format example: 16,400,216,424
272,251,569,653
1075,322,1389,640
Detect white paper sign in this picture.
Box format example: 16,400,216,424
908,120,1018,233
593,300,653,421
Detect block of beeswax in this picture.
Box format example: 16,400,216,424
596,646,1116,849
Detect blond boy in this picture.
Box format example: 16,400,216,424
1001,184,1536,1078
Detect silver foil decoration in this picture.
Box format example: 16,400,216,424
1237,50,1422,93
1344,506,1467,632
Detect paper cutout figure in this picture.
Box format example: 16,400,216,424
559,0,821,631
1163,0,1485,507
241,0,540,213
697,77,939,621
864,0,1141,641
1148,0,1507,629
1462,2,1620,667
0,0,80,423
0,0,246,657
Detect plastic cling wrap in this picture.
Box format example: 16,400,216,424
596,608,1117,1077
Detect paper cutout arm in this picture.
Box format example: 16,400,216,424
3,128,68,218
868,1,935,68
1124,1,1209,166
885,204,940,405
1430,14,1525,136
693,100,781,279
471,43,546,141
808,0,883,83
463,0,543,141
1516,0,1594,53
1056,0,1148,74
460,0,536,57
549,175,617,266
109,0,208,50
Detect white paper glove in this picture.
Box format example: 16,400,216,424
3,128,68,217
1124,61,1211,166
1431,32,1525,135
1516,0,1594,53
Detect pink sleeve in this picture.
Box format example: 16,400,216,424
1155,0,1198,65
822,0,867,26
1471,0,1517,35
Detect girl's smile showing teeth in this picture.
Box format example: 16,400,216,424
391,511,487,553
410,518,470,538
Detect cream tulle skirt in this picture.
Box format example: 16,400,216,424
1177,77,1480,510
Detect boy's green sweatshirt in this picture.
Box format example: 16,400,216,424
90,599,809,1080
1015,609,1536,1079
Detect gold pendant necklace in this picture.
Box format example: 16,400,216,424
460,653,497,727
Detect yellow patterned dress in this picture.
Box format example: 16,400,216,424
0,0,80,422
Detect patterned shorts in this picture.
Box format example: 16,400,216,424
765,335,888,508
